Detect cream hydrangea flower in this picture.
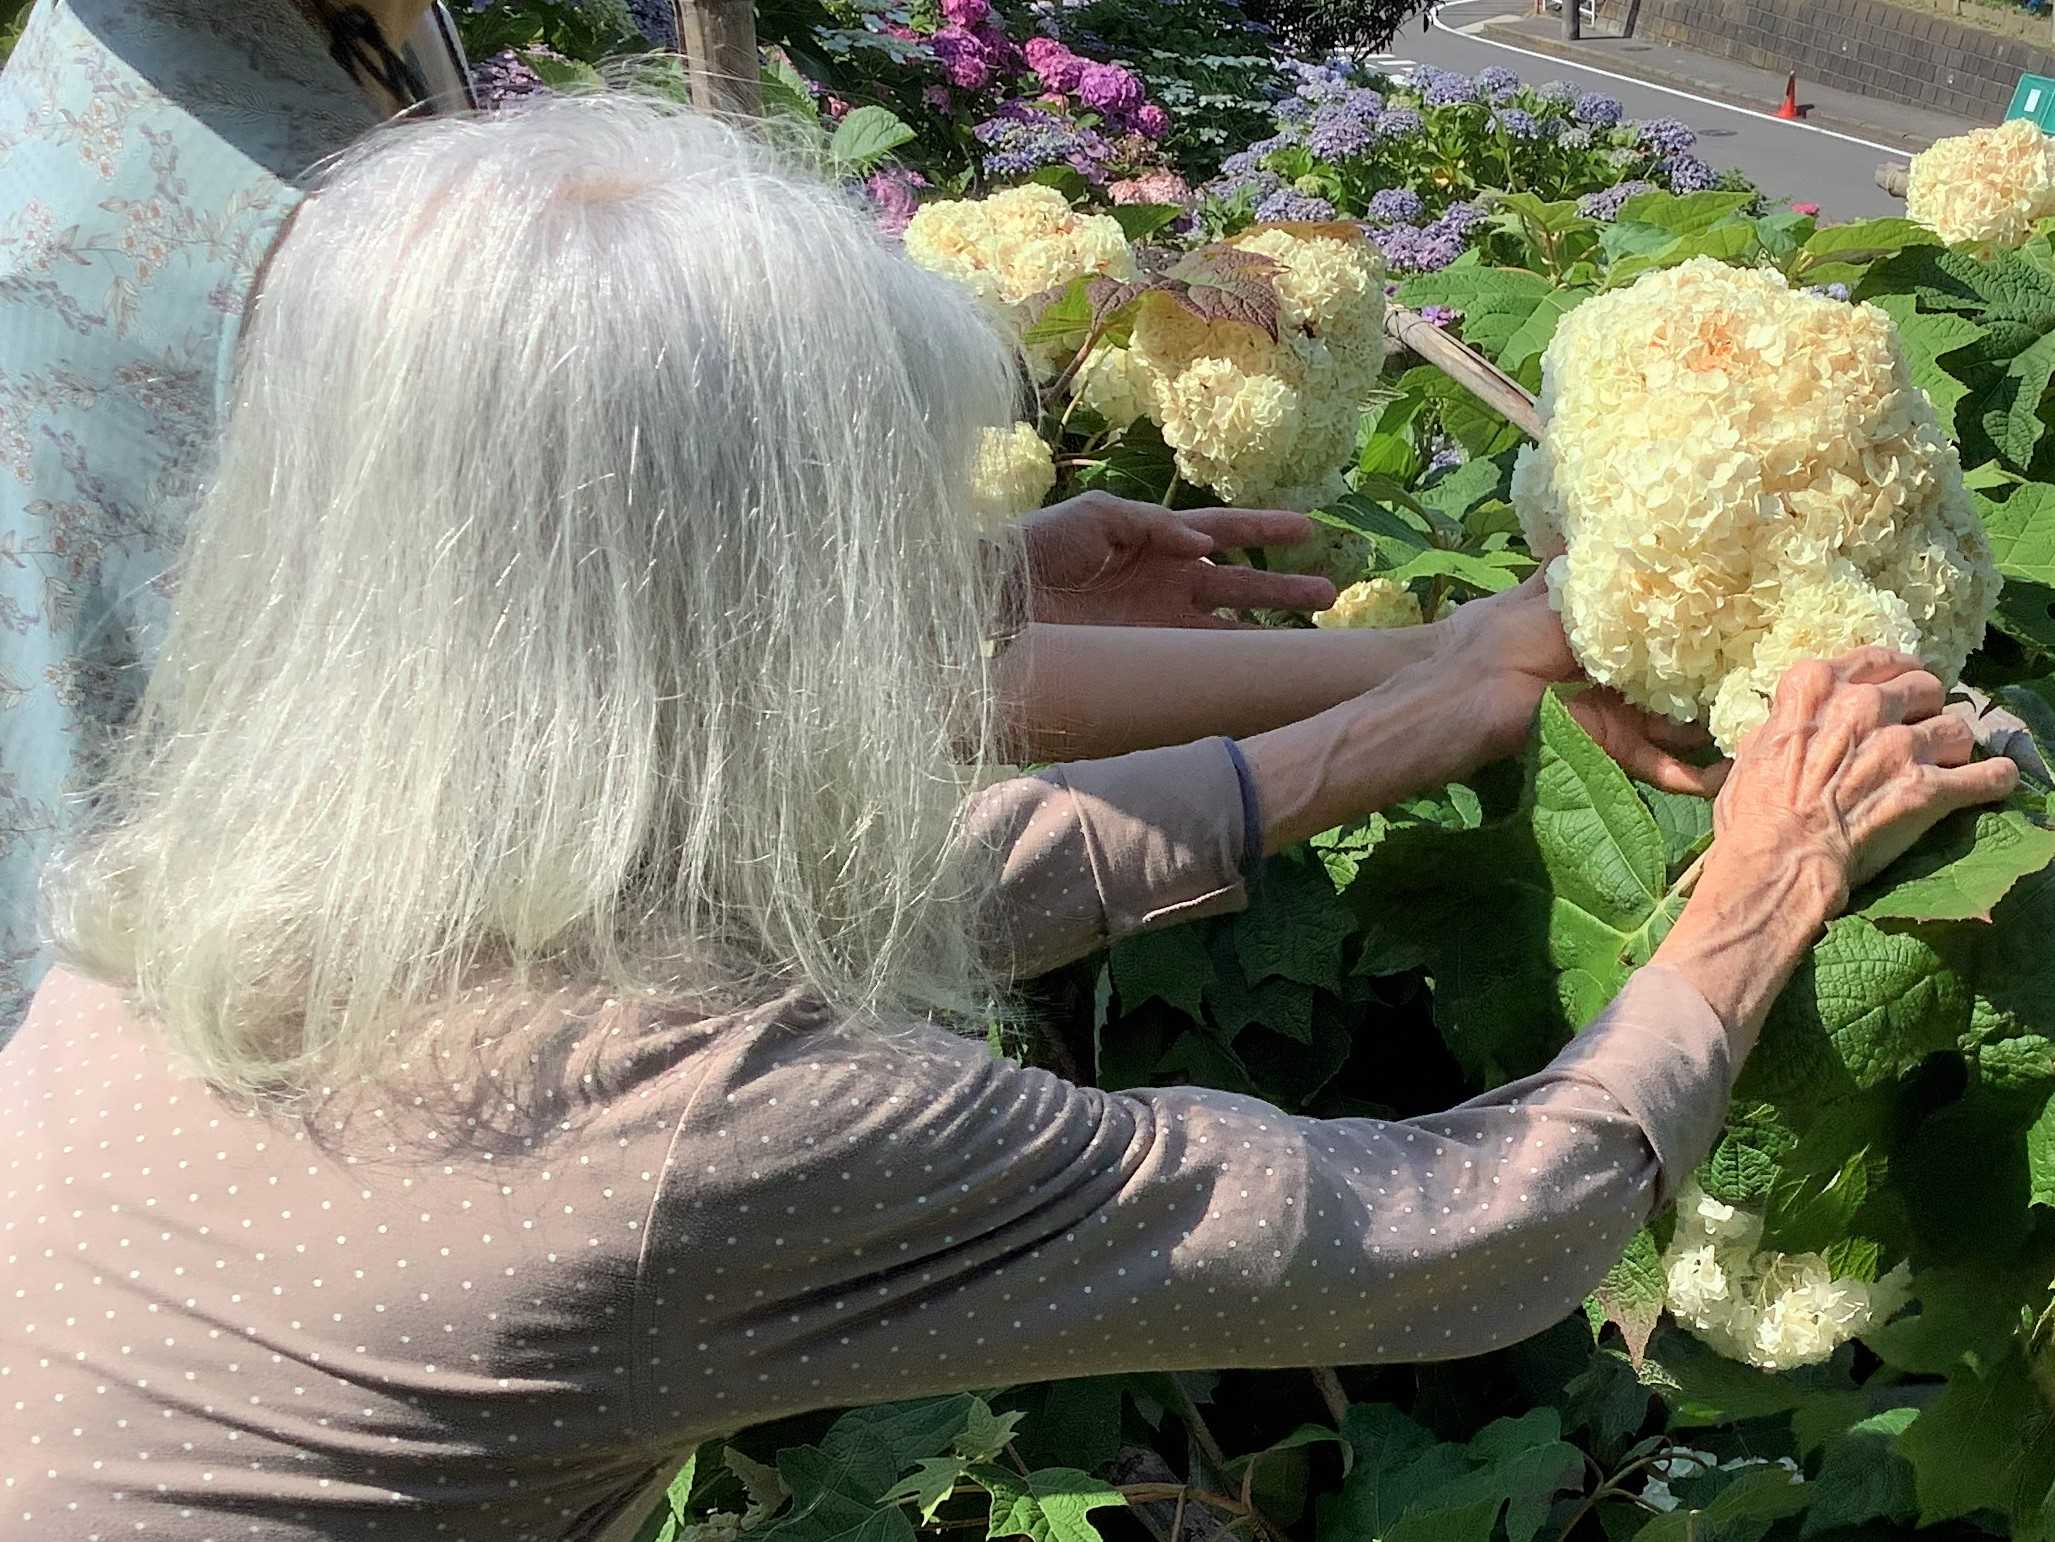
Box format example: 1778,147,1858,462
968,422,1056,526
1071,343,1151,430
1514,259,1999,752
1907,118,2055,248
904,184,1136,313
1127,226,1385,511
1657,1179,1910,1371
1314,576,1425,629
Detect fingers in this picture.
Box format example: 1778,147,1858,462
1191,564,1338,615
1908,711,1976,768
1924,754,2022,812
1829,647,1927,685
1174,507,1324,551
1107,499,1216,559
1626,746,1730,798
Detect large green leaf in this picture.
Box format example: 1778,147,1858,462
1798,216,1934,265
1631,1465,1811,1542
1857,807,2055,922
2028,1089,2055,1207
1108,922,1215,1020
1801,1408,1920,1537
1981,326,2055,468
1899,1351,2055,1533
1397,262,1556,359
1531,688,1668,931
828,105,917,173
1233,855,1354,992
1738,916,1969,1108
1615,189,1755,239
970,1466,1125,1542
1871,294,1986,430
1587,1227,1665,1367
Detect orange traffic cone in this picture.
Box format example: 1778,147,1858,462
1774,71,1802,119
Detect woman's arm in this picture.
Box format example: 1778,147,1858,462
997,621,1444,762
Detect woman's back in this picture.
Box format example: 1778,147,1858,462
5,968,722,1539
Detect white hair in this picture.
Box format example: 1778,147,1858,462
51,95,1025,1095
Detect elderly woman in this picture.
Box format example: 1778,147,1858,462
0,100,2016,1540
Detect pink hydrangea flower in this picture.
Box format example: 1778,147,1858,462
1024,36,1086,93
866,168,930,237
1793,201,1820,215
941,0,991,26
1108,168,1191,205
931,26,998,89
823,95,851,119
1077,61,1144,115
922,84,955,111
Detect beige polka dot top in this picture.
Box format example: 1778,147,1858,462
1,740,1739,1540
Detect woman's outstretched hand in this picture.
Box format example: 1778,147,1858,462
1014,493,1338,627
1654,649,2020,1042
1439,570,1725,796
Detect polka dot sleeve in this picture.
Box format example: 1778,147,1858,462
633,964,1734,1439
970,737,1252,980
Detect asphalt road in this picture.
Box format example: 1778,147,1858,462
1370,0,1911,218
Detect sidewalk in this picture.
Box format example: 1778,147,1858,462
1465,9,1979,153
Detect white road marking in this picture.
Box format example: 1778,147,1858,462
1427,0,1915,159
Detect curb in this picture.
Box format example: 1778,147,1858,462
1475,20,1937,152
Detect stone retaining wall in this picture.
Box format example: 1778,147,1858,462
1592,0,2055,121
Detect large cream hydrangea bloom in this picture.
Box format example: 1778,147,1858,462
1127,227,1386,511
1313,576,1424,629
1907,117,2055,248
967,422,1056,526
1660,1180,1910,1372
1513,258,1998,751
903,184,1136,315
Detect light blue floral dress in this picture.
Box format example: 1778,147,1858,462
0,0,384,1029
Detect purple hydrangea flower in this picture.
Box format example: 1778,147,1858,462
1808,281,1852,301
625,0,680,45
1204,167,1284,206
1308,113,1376,160
1419,69,1479,108
1577,178,1653,220
865,168,929,236
1375,106,1424,139
1637,116,1697,154
1419,304,1462,327
1131,103,1170,138
974,105,1110,181
1573,91,1623,127
1433,200,1487,238
1376,221,1465,274
1255,186,1339,221
1533,80,1576,107
941,0,991,26
1661,153,1719,192
1556,125,1594,151
1478,65,1521,101
471,48,549,110
1428,444,1468,471
1605,145,1641,169
932,27,999,89
1077,61,1145,114
1224,132,1299,173
1495,107,1542,139
1366,186,1424,224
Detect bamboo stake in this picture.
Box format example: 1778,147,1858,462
1382,305,1546,441
679,0,762,116
1875,161,1910,199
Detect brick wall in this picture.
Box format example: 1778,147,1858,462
1592,0,2055,120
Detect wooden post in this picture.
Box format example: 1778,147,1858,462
1383,307,1545,441
679,0,762,116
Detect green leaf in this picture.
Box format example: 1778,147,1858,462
828,105,917,173
1982,327,2055,468
1760,1150,1870,1254
630,1450,701,1542
1858,807,2055,922
1588,1228,1665,1367
1867,1262,2042,1375
1497,285,1593,374
1799,216,1935,264
1615,189,1755,238
1109,923,1215,1021
881,1460,968,1524
1531,688,1668,931
727,1447,790,1528
821,1397,979,1492
1233,856,1354,991
1159,246,1285,341
1802,1408,1920,1537
1397,264,1556,359
1642,786,1714,869
1631,1465,1812,1542
1871,294,1985,430
1739,916,1970,1108
1637,1328,1813,1426
2028,1089,2055,1207
1699,1104,1800,1206
953,1401,1025,1464
1899,1351,2055,1533
1319,1404,1445,1541
1107,203,1182,242
969,1466,1126,1542
1979,479,2055,586
1381,545,1530,593
765,1446,918,1542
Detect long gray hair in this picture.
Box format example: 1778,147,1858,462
51,95,1023,1095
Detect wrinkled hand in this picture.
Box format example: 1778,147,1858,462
1448,571,1725,796
1711,649,2020,904
1013,492,1337,627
